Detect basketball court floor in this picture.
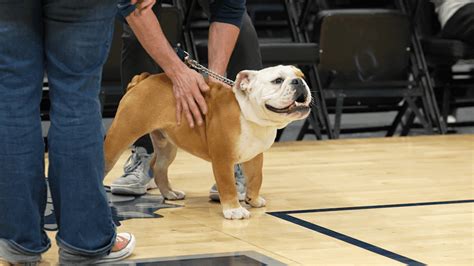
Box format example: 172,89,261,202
7,134,472,265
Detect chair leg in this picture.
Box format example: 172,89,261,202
297,119,310,140
275,128,284,142
442,86,451,125
307,110,323,140
425,77,447,134
311,66,333,139
406,97,434,134
420,95,437,134
401,111,416,136
334,94,344,139
387,101,408,137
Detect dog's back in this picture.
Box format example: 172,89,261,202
105,73,243,172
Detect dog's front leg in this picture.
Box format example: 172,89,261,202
242,153,266,208
211,160,250,219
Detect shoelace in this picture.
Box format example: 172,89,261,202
122,151,150,178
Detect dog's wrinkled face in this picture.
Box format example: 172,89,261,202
233,65,313,128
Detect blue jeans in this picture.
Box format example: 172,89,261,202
0,0,117,262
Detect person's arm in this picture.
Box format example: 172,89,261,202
120,0,209,128
208,22,240,78
207,0,245,82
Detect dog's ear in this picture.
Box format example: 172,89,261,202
233,70,258,93
291,66,305,78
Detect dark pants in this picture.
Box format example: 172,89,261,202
441,3,474,46
121,4,262,153
0,0,116,263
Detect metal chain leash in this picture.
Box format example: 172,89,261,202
176,47,235,87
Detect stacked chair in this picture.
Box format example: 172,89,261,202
296,0,446,138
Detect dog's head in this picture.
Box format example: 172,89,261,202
233,65,313,128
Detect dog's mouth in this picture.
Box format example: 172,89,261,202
265,102,310,114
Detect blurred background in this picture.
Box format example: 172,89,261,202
41,0,474,142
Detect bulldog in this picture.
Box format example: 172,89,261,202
104,65,313,219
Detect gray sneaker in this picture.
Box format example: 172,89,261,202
209,164,246,201
111,147,154,195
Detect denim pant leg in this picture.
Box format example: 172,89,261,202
43,0,117,261
0,0,51,261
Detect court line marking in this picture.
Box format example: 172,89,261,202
268,199,474,266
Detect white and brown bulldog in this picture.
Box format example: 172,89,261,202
104,65,312,219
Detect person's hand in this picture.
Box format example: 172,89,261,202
168,67,209,128
131,0,155,14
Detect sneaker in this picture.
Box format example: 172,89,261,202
209,164,246,201
447,115,457,124
111,147,154,195
96,233,135,264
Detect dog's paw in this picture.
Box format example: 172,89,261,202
223,206,251,220
245,196,266,208
162,190,186,200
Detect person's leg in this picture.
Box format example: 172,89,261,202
110,23,163,196
206,11,263,201
438,3,474,121
0,1,50,263
121,22,161,153
112,2,185,195
441,3,474,46
227,12,263,79
44,0,132,263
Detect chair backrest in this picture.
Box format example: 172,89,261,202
318,9,412,82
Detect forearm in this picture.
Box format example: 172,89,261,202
208,22,240,76
125,8,187,79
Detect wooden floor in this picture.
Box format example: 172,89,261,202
34,135,474,264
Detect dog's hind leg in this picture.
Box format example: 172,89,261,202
149,130,185,200
103,73,176,178
104,108,153,177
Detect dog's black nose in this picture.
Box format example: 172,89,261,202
295,93,306,103
291,79,301,85
294,87,308,103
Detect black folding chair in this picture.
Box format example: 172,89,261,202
410,0,474,129
315,9,440,138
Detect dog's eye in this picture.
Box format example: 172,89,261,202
272,78,284,84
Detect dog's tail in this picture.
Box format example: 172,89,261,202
126,72,151,92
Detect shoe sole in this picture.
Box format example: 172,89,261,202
96,234,136,264
209,191,246,202
111,185,147,196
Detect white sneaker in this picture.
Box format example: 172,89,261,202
209,164,246,201
447,115,457,124
96,233,135,264
111,147,154,195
